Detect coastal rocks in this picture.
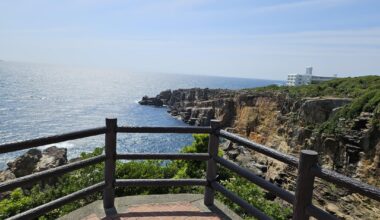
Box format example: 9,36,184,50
2,146,68,180
299,98,351,124
7,149,42,177
158,89,172,103
35,146,67,172
0,146,68,199
138,96,163,106
189,107,214,126
0,170,15,182
325,203,346,218
139,88,236,126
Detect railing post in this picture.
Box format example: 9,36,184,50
293,150,318,220
103,118,117,210
204,120,221,206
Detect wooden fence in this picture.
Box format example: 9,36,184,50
0,118,379,220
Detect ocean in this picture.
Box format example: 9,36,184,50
0,61,282,169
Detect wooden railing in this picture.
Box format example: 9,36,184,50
0,118,379,220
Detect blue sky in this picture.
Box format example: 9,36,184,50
1,0,380,80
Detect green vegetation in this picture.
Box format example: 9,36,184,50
249,76,380,133
0,135,291,220
219,177,291,220
251,75,380,99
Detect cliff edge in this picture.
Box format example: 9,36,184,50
140,76,380,219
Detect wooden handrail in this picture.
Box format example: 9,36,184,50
311,165,380,201
116,153,209,160
216,130,380,219
0,155,105,193
115,179,207,187
8,182,106,220
117,126,212,133
0,127,106,154
0,118,379,220
218,130,299,167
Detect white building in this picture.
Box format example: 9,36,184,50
287,67,337,86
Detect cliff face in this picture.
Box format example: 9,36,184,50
141,88,380,219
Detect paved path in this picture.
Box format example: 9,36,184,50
59,194,241,220
82,202,221,220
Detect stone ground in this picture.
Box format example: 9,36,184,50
59,194,241,220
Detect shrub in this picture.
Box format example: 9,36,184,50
218,177,292,220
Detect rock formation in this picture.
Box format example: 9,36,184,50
140,88,380,219
0,146,67,182
0,146,68,199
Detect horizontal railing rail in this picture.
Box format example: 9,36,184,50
211,181,271,220
311,166,380,201
0,118,379,220
116,153,209,160
214,156,295,204
218,130,299,167
115,179,207,187
0,155,106,193
216,130,380,220
117,126,212,134
8,182,106,220
0,127,106,154
306,205,339,220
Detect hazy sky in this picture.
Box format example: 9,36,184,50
1,0,380,80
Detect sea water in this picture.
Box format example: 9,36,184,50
0,61,282,169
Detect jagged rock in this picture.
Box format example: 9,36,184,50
299,98,351,124
138,96,164,106
7,149,42,177
35,146,67,172
325,203,347,219
296,127,313,144
220,141,235,151
158,89,172,103
4,146,68,178
226,150,239,160
323,138,338,150
140,88,236,127
0,170,15,182
276,127,285,135
0,170,16,199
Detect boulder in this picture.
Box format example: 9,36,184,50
35,146,67,172
0,170,15,182
5,146,68,178
226,150,239,160
7,149,42,177
0,170,16,198
299,98,351,124
296,127,313,144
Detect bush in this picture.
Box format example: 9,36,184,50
218,177,292,220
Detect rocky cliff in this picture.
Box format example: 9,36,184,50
140,86,380,219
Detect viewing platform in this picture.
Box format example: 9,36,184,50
59,194,241,220
1,118,380,220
